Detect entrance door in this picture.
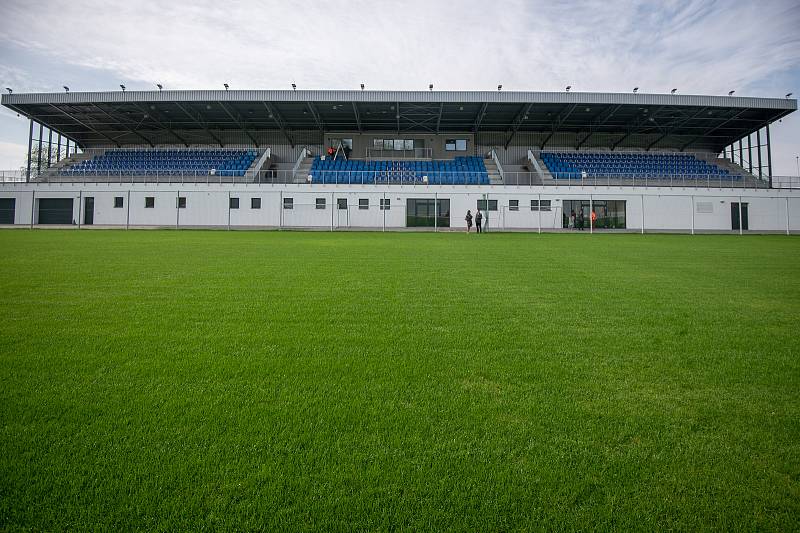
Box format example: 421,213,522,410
0,198,15,224
84,196,94,225
731,202,749,230
336,197,349,228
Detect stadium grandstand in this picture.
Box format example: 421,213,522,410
0,89,798,231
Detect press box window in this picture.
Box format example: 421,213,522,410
337,198,347,210
315,198,326,210
446,139,467,151
477,199,498,211
251,197,261,209
230,197,240,209
145,197,155,208
509,200,519,211
359,198,369,210
380,198,391,210
113,196,124,208
177,197,187,209
283,197,293,210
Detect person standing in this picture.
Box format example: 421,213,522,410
475,209,483,233
591,209,597,230
569,209,575,230
577,210,585,231
465,210,473,232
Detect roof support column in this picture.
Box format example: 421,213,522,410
37,123,43,178
56,133,62,163
766,123,773,188
738,139,743,171
25,119,33,182
747,134,752,174
756,129,762,180
47,129,53,167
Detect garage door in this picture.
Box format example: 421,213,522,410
38,198,74,224
0,198,15,224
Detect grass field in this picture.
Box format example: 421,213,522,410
0,229,798,530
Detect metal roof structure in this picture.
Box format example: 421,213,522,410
2,89,796,151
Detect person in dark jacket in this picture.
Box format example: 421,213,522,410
465,210,473,232
475,209,483,233
577,210,585,230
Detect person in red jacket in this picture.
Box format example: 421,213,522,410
591,210,597,229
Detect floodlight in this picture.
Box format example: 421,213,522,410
224,83,229,90
429,84,433,91
565,85,571,92
671,88,677,94
291,83,296,91
156,84,163,91
498,84,502,91
633,87,638,93
5,88,11,94
120,84,126,92
360,83,365,90
63,86,69,93
786,93,793,99
728,90,735,96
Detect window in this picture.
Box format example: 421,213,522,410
373,139,383,149
251,197,261,209
230,197,240,209
337,198,347,210
393,139,404,151
145,197,155,208
477,199,498,211
316,198,326,210
509,200,519,211
380,198,391,210
113,196,124,208
404,139,414,150
283,197,293,210
177,197,186,209
446,139,468,151
359,198,369,210
383,139,394,150
531,200,551,211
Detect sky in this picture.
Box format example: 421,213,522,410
0,0,798,174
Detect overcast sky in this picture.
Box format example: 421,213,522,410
1,0,798,173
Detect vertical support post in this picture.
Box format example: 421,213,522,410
589,195,593,234
30,190,35,228
766,123,773,188
738,139,743,170
331,192,334,232
434,191,438,232
738,196,743,235
279,191,283,230
227,191,231,230
690,195,695,235
57,134,62,163
756,129,762,179
47,129,53,168
640,195,645,234
747,135,753,174
126,190,131,229
78,190,82,229
36,123,43,177
787,197,791,236
382,191,386,232
176,191,180,229
26,119,34,183
66,139,70,159
537,193,542,234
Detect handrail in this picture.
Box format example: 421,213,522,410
292,147,311,180
488,149,505,182
527,149,544,180
250,147,272,177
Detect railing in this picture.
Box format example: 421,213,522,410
3,169,798,189
292,147,311,181
365,147,433,160
488,149,504,182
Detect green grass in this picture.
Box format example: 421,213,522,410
0,230,798,531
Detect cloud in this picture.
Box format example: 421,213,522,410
0,0,798,173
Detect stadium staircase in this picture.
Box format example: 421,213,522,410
484,157,503,184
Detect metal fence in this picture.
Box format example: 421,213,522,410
2,169,799,189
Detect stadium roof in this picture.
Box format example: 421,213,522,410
2,90,796,151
